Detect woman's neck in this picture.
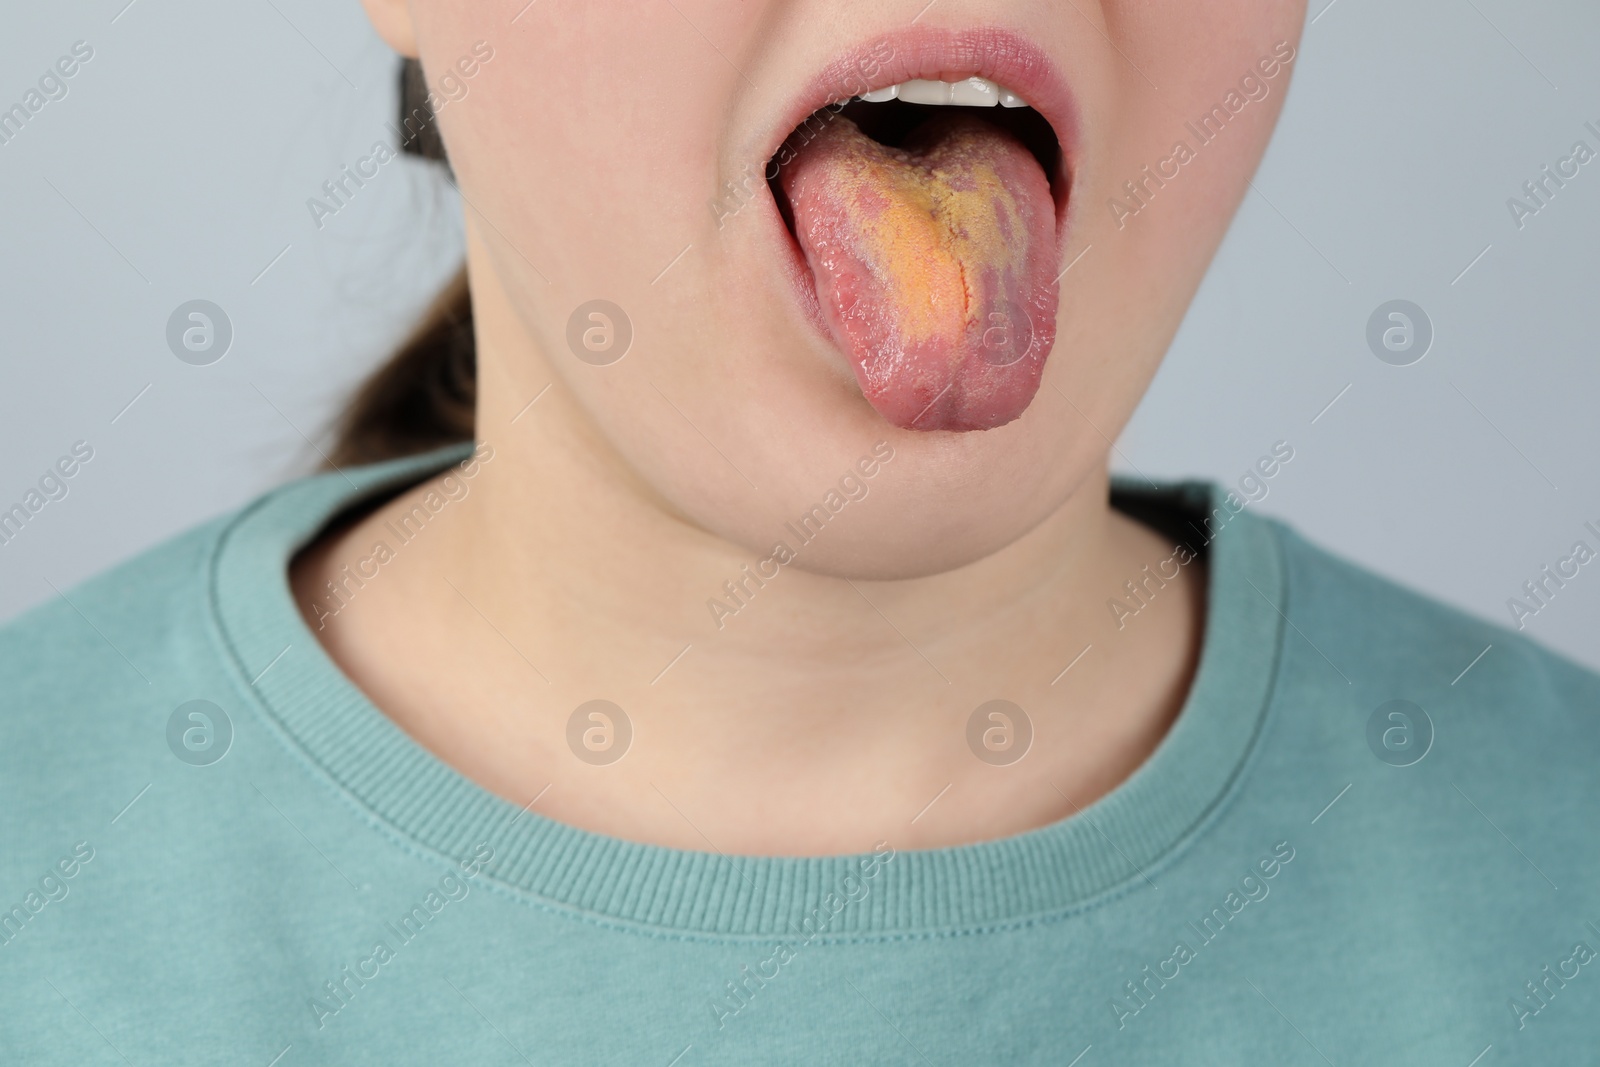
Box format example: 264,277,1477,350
292,264,1206,856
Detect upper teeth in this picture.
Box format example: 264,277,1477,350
858,77,1030,108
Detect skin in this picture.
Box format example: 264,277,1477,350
294,0,1306,855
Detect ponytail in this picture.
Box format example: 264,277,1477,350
326,58,477,468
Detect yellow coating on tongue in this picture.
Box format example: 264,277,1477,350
837,124,1027,354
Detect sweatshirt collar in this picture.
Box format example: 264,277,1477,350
209,445,1286,939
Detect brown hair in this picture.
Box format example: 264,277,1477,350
326,58,477,468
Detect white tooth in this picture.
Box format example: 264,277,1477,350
949,77,1000,107
897,79,954,105
862,77,1027,108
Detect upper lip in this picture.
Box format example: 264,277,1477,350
763,25,1080,218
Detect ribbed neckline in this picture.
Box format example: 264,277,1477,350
209,445,1287,940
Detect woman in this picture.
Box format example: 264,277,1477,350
3,0,1594,1062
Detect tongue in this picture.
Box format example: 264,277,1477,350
779,112,1059,431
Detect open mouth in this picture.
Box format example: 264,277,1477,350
766,32,1074,433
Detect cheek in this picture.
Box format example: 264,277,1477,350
435,8,732,299
1058,3,1302,362
437,6,806,522
435,7,738,423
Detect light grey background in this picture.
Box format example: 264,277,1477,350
3,0,1598,672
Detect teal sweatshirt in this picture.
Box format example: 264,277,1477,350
1,445,1597,1065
